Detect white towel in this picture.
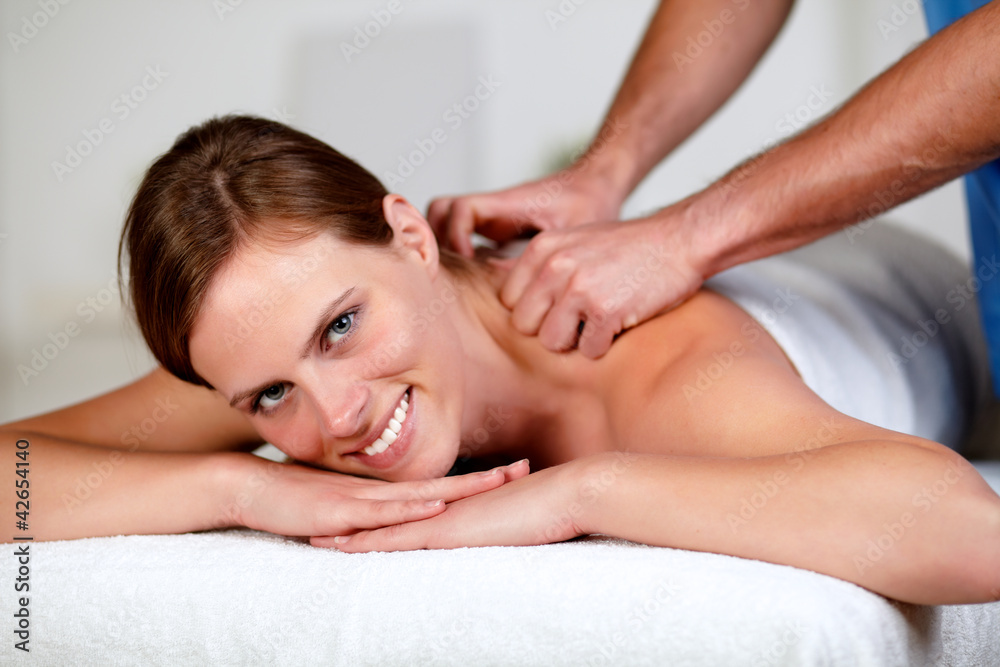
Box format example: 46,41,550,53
707,223,991,450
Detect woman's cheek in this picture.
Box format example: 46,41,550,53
256,418,315,463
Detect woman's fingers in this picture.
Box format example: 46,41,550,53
502,458,530,482
314,460,575,552
354,460,530,503
310,521,424,551
324,496,449,535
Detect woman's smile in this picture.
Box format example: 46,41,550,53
346,386,415,469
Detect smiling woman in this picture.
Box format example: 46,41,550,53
1,115,999,607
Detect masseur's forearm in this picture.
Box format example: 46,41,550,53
687,1,1000,278
579,0,795,204
0,430,241,542
578,444,1000,604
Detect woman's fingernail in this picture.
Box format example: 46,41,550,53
511,458,529,466
479,468,501,477
425,499,444,507
333,535,352,545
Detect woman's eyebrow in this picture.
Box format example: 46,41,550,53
300,286,356,359
227,286,357,408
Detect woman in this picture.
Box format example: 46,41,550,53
2,116,998,606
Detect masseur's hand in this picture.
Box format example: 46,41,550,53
315,457,596,552
224,454,529,539
500,212,704,358
427,166,624,258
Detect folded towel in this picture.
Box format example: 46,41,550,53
707,222,991,450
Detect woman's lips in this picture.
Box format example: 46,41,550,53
347,387,413,470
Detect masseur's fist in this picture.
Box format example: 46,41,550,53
427,167,623,258
500,214,704,358
227,455,529,539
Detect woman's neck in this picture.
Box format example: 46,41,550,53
439,261,607,464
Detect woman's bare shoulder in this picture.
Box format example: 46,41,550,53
598,290,919,459
0,367,262,453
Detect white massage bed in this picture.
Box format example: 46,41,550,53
2,224,998,666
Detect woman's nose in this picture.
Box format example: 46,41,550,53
312,380,369,440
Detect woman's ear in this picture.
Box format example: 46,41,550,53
382,194,440,279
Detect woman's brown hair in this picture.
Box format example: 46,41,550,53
119,114,473,387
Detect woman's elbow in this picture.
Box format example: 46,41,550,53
939,481,1000,604
970,492,1000,603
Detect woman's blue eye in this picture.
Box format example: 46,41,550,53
326,312,354,346
258,384,286,410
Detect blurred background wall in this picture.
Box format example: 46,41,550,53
0,0,968,422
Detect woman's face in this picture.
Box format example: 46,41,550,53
188,201,466,481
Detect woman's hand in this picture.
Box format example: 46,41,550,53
222,454,530,539
313,457,600,552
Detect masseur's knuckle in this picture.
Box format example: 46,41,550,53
513,296,545,330
537,327,563,352
520,239,548,266
565,272,595,299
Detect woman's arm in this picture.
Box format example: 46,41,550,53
319,427,1000,605
0,368,529,542
0,428,527,542
576,442,1000,605
1,366,262,453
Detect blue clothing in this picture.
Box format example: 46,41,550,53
922,0,1000,395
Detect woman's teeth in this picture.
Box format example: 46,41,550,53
363,390,410,456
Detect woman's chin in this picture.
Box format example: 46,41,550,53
406,456,459,481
